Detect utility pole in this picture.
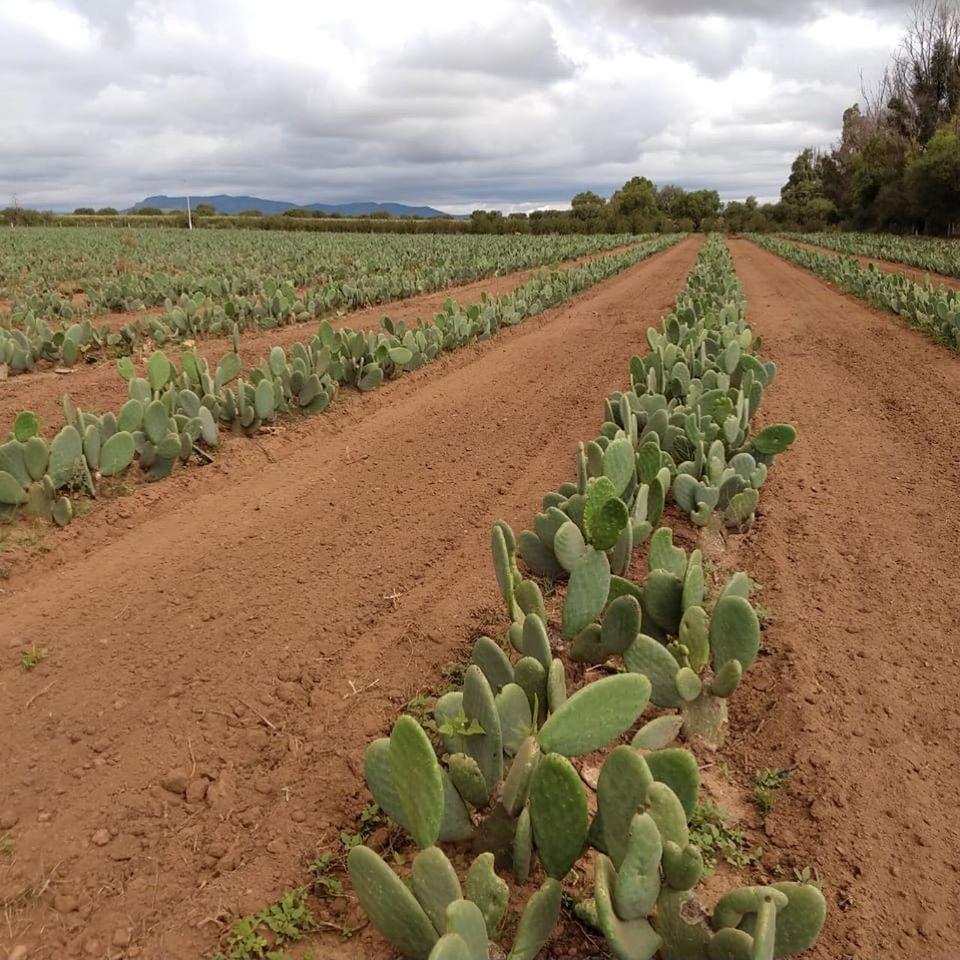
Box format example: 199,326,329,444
186,195,193,230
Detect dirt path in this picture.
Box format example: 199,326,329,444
786,237,960,292
0,237,702,960
0,241,643,427
722,238,960,960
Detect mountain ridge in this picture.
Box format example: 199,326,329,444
129,194,456,218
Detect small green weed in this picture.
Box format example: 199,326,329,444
20,645,48,671
753,768,792,816
689,802,762,872
212,886,315,960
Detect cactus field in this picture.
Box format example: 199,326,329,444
1,231,960,960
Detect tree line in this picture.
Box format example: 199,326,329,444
775,0,960,235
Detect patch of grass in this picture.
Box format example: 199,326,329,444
753,768,791,816
0,835,14,856
792,865,821,888
212,886,315,960
306,853,343,900
339,801,385,852
20,645,48,671
689,802,762,873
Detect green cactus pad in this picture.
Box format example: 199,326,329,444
562,549,611,639
143,400,169,445
544,655,566,712
412,846,463,934
52,495,74,527
594,855,662,960
642,569,683,634
646,781,689,848
501,736,541,816
738,882,827,958
389,716,444,849
597,745,655,869
23,436,48,482
443,900,489,960
13,411,39,443
709,596,760,671
465,853,509,936
49,425,84,488
719,572,753,600
146,350,171,392
682,549,705,611
506,878,562,960
518,530,564,579
679,606,710,673
662,841,704,891
710,659,743,698
100,431,136,477
751,424,796,455
496,684,534,758
427,934,471,960
602,595,642,655
646,749,700,819
631,715,684,751
461,666,504,792
364,739,411,832
537,673,650,758
448,753,490,808
520,614,552,670
491,524,518,618
348,845,439,960
623,634,681,708
117,398,144,433
584,479,630,551
676,667,703,702
513,805,533,884
516,578,547,623
724,489,758,529
603,437,636,496
0,470,26,506
471,636,515,693
614,812,663,920
649,528,687,578
440,770,474,842
529,753,588,880
553,519,586,573
513,656,547,721
708,928,754,960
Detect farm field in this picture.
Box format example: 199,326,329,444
2,228,959,960
0,230,642,377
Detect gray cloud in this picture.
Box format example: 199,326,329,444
0,0,912,211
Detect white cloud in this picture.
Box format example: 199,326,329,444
0,0,912,210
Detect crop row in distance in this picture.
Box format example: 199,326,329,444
0,239,681,526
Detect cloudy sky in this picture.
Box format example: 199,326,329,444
2,0,909,212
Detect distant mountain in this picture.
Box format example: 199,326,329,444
128,194,455,218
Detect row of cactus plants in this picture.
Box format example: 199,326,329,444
0,235,668,376
749,234,960,352
1,230,640,320
346,237,825,960
786,230,960,280
0,239,680,524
